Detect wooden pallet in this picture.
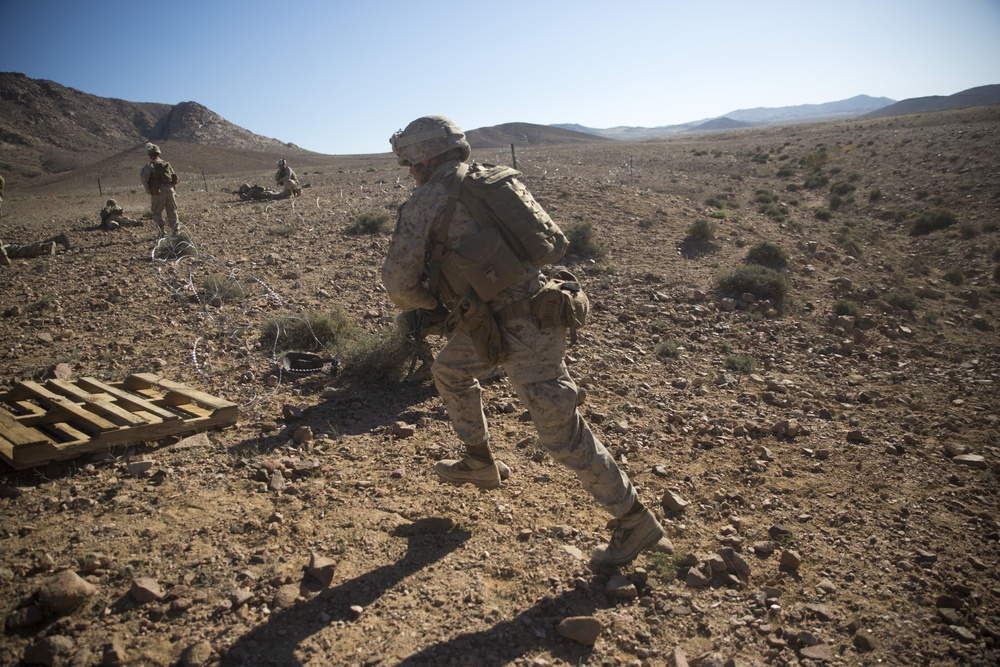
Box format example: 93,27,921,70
0,373,239,470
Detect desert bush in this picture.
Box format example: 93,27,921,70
709,210,726,220
829,195,845,211
745,241,789,269
687,219,716,242
347,210,393,236
759,204,788,222
801,150,831,171
724,354,757,374
959,221,978,238
261,308,355,354
716,265,790,305
910,208,957,236
886,291,917,311
153,230,198,260
566,220,607,258
655,339,682,359
833,299,862,318
201,274,246,303
776,166,795,178
830,182,856,197
915,188,929,200
814,208,833,221
754,190,776,204
803,173,829,190
868,188,882,202
943,267,965,285
338,328,411,384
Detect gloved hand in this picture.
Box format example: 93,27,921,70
418,303,450,335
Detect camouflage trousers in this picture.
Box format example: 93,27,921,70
432,314,637,518
150,188,179,235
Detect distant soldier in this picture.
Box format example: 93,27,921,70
100,198,142,230
140,143,180,237
2,232,71,267
238,183,277,201
274,159,302,199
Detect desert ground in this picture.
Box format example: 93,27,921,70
0,107,998,667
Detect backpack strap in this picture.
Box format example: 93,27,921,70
426,162,469,299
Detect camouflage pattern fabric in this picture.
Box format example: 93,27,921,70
274,166,302,198
382,158,638,519
140,158,179,235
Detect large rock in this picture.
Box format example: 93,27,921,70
37,570,97,614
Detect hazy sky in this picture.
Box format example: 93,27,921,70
2,0,998,155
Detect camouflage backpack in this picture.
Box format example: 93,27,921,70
458,163,568,266
149,161,178,195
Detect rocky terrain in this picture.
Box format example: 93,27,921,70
0,105,998,667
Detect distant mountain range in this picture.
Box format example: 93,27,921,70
2,71,998,181
551,86,1000,141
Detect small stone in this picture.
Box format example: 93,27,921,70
229,588,253,609
685,567,710,588
24,635,75,666
307,552,337,587
390,422,416,438
799,644,833,661
779,549,802,570
556,616,602,645
102,637,127,666
130,577,164,603
180,640,213,667
605,574,637,600
853,630,877,652
662,490,689,513
127,459,154,477
952,454,987,469
5,604,44,630
273,584,300,609
292,425,313,444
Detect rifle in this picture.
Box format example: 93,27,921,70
405,309,425,382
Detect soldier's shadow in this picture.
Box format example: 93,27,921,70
222,516,603,667
222,518,472,666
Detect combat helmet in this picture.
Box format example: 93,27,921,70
390,115,470,166
145,142,160,156
106,199,117,206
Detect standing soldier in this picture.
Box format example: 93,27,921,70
274,159,302,199
140,143,180,237
380,115,665,567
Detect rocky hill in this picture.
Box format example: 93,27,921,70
466,122,610,149
0,72,312,180
866,84,1000,118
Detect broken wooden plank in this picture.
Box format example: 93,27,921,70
76,377,180,422
124,374,239,412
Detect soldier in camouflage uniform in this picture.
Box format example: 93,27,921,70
2,232,71,267
381,115,664,566
274,159,302,199
99,199,142,230
140,143,180,237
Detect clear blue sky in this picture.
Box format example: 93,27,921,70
2,0,998,155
